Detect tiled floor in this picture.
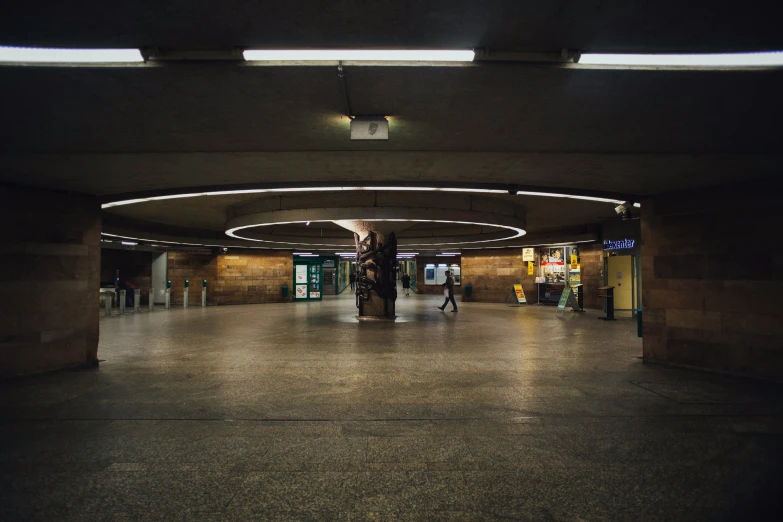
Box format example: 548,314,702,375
2,293,783,520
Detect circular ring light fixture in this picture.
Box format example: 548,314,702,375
224,207,526,247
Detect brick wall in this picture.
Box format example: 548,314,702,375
167,251,218,305
167,250,293,305
0,186,100,377
579,243,603,309
215,251,292,305
642,184,783,380
461,251,535,303
415,256,462,295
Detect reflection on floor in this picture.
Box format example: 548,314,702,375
2,293,783,520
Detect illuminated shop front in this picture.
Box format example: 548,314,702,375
537,245,582,305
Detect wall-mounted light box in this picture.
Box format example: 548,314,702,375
351,117,388,140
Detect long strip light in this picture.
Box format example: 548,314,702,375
0,46,144,64
102,186,626,209
243,49,474,63
579,51,783,68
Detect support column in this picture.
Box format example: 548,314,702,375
0,186,100,377
334,220,398,319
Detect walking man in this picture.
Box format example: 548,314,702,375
401,273,411,296
438,270,458,312
350,272,356,290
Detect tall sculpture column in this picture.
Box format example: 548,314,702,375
334,220,398,318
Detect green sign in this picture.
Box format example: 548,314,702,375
202,279,207,288
557,287,571,311
184,279,189,288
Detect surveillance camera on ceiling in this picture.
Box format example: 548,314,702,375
614,202,634,220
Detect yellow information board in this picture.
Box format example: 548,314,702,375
527,261,534,275
513,284,526,304
570,254,578,269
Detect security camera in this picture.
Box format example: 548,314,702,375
614,202,634,220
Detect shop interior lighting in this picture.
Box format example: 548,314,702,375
578,51,783,68
0,46,144,64
243,49,475,63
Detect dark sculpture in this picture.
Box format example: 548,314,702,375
354,230,398,316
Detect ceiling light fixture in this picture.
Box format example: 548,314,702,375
102,186,626,209
0,46,144,64
293,252,313,255
578,51,783,68
243,49,475,63
440,252,461,255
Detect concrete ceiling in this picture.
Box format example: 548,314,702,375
1,0,781,246
3,1,782,52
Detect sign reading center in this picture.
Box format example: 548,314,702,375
603,239,635,250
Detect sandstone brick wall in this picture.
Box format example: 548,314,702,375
0,185,100,377
215,251,292,305
579,243,603,309
415,256,462,295
167,250,293,305
167,252,218,305
460,250,535,303
642,184,783,380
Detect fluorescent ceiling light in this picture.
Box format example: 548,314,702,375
440,252,461,255
0,46,143,64
293,252,312,255
436,254,455,257
297,254,319,257
243,49,474,63
121,241,138,246
579,51,783,68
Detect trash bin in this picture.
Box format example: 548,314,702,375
637,309,643,337
464,284,473,300
282,285,289,298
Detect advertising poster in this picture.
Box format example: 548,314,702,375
527,261,534,276
546,248,565,265
522,248,535,262
513,284,527,303
295,285,308,298
295,265,307,284
570,254,578,269
309,291,321,299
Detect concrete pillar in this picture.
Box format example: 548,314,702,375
0,186,100,377
641,183,782,380
334,220,399,319
133,291,140,312
148,288,154,311
119,290,126,314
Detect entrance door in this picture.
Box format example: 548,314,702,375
607,255,633,310
323,268,336,295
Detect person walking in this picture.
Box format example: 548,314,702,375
401,273,411,296
349,272,356,290
438,270,458,312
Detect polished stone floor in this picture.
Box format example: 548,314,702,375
2,293,783,521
